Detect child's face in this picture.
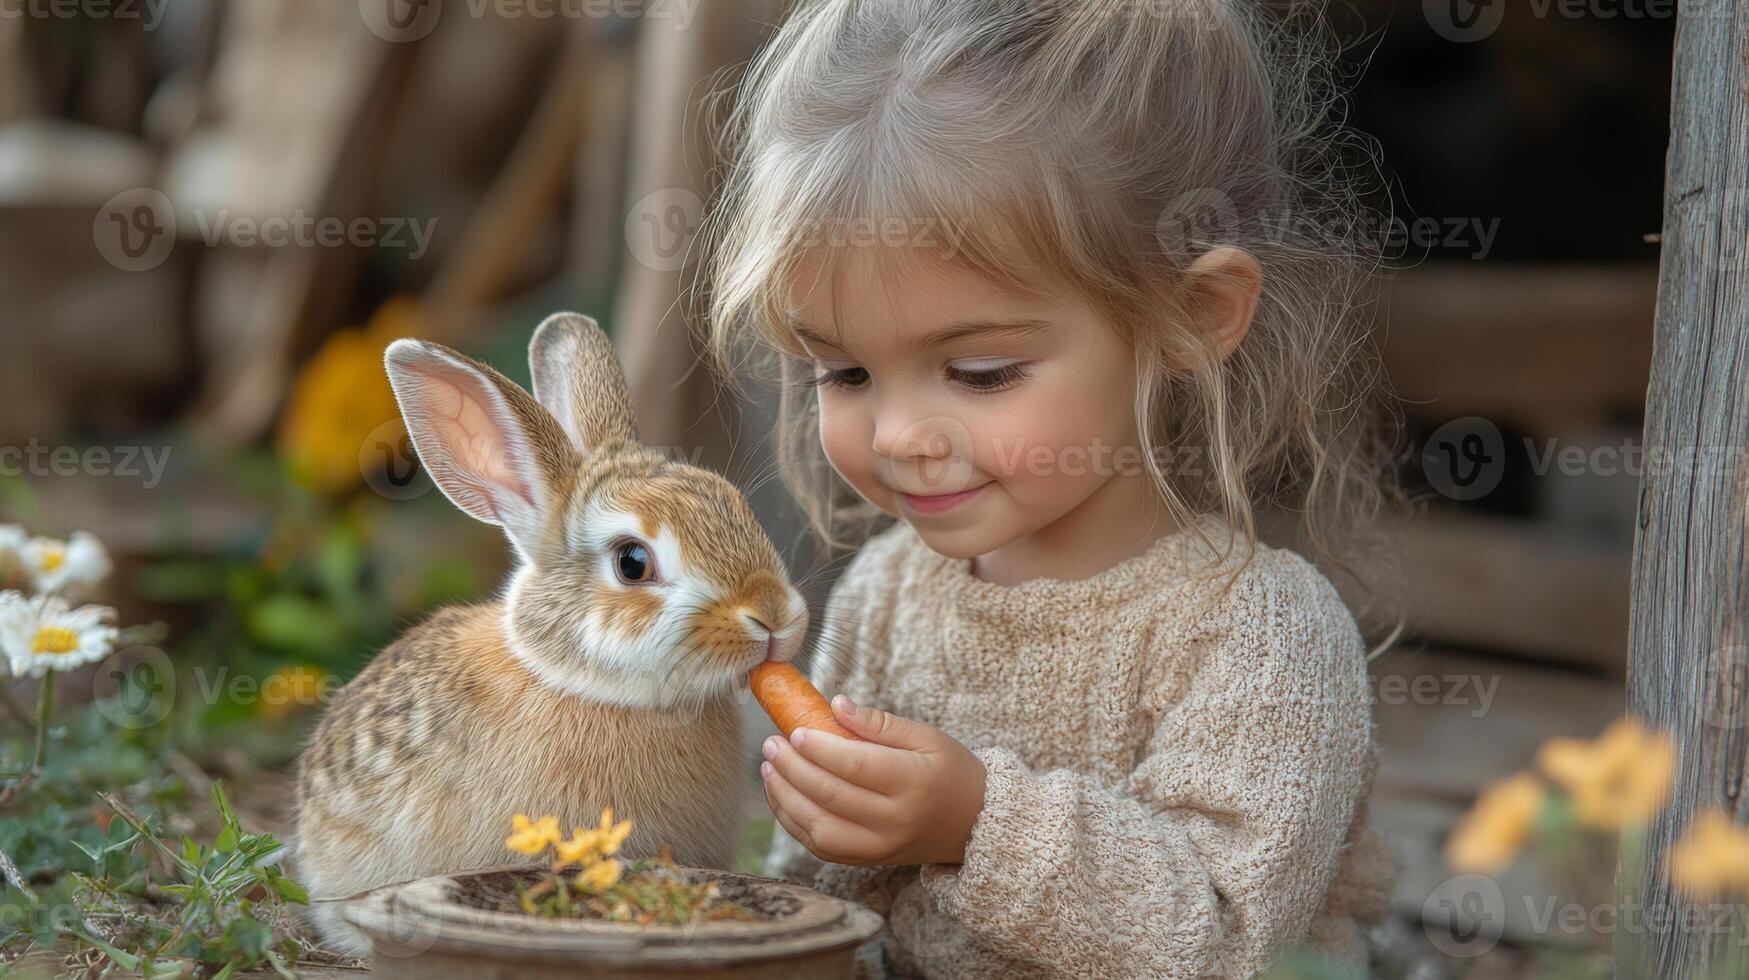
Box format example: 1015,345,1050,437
790,250,1147,561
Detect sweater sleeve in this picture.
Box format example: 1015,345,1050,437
763,527,903,887
914,556,1374,977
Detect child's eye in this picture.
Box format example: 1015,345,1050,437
947,361,1029,393
799,365,869,390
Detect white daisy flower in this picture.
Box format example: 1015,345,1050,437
21,530,111,598
0,591,119,678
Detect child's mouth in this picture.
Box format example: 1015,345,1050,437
897,483,989,515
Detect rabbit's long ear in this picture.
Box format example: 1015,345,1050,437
385,339,577,560
528,312,638,451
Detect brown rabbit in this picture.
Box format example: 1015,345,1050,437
291,313,808,955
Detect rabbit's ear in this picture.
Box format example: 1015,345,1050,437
384,339,578,560
528,312,638,451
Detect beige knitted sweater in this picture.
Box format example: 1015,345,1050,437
765,516,1396,979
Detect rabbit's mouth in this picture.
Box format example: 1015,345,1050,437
731,639,781,676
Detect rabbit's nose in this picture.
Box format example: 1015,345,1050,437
740,611,773,635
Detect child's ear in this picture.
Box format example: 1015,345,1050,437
1183,246,1264,360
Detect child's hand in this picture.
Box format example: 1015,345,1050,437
761,695,987,867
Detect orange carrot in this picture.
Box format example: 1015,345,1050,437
750,660,861,741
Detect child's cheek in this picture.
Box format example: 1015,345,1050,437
980,403,1109,502
817,400,897,514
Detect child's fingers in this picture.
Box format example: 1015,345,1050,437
761,761,884,862
766,791,830,863
832,696,937,752
790,726,911,796
763,775,818,855
768,736,896,827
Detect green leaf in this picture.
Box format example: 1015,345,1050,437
76,927,197,978
222,915,273,961
181,836,201,868
244,595,350,658
315,522,366,602
224,564,268,607
271,876,309,905
264,947,298,980
210,780,240,854
135,560,226,603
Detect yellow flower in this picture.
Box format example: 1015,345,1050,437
259,664,329,722
573,858,622,893
592,806,633,855
1446,773,1546,875
1671,808,1749,900
554,828,605,866
505,813,561,857
1536,716,1676,830
276,296,424,496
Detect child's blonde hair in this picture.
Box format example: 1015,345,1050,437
698,0,1404,650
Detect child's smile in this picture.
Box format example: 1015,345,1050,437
894,482,989,515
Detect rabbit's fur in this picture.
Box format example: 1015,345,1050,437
291,314,807,956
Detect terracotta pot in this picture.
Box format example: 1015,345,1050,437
342,863,884,979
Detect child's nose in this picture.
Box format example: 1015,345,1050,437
871,407,969,464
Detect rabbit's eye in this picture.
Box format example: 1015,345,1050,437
614,541,655,584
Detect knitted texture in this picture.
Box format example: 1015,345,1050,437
766,517,1397,979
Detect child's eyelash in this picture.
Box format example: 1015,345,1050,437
797,367,868,390
794,363,1031,393
948,362,1029,393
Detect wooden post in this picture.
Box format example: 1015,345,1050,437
610,0,766,464
1625,4,1749,977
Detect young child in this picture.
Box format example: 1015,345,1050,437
702,1,1401,976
